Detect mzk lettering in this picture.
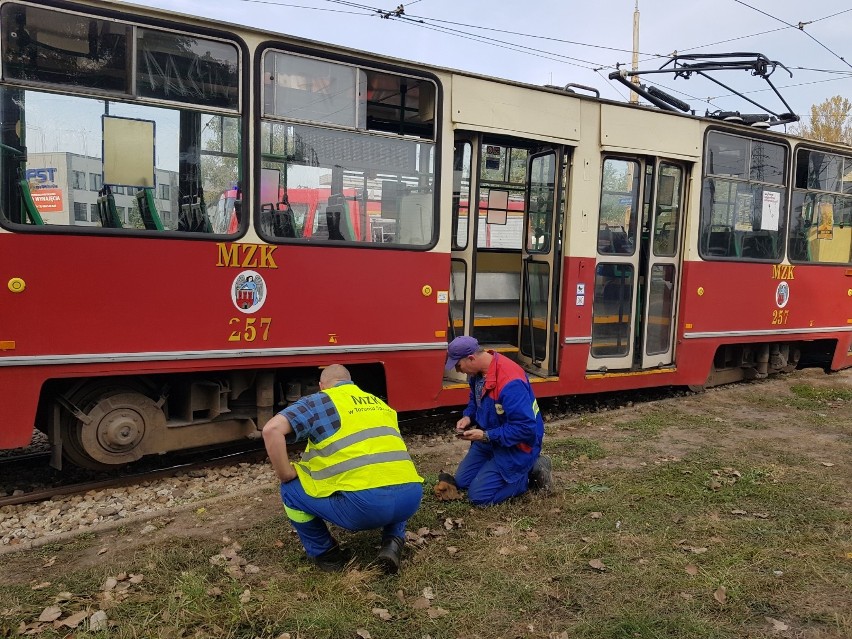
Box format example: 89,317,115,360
216,243,278,269
350,395,394,414
352,395,382,405
771,264,795,280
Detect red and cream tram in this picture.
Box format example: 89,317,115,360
0,0,849,469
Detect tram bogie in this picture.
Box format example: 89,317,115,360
37,363,391,470
1,0,850,470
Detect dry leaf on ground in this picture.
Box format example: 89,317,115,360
371,608,392,621
588,559,607,571
713,586,727,604
57,610,88,629
38,606,62,622
765,617,789,631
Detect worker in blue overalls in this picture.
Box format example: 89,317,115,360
443,336,551,505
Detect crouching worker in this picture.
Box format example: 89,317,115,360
262,364,423,573
442,336,551,506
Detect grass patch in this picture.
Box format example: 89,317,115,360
546,436,607,462
2,374,851,638
789,383,852,410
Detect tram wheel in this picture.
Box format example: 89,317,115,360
60,382,164,471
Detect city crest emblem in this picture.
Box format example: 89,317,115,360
775,281,790,308
232,270,267,313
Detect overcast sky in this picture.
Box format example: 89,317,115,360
120,0,851,126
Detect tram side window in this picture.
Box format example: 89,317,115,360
699,131,787,261
258,50,436,247
477,144,529,250
788,148,852,265
598,158,640,256
452,141,472,251
0,88,241,235
0,5,242,236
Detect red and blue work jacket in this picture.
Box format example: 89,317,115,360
463,351,545,482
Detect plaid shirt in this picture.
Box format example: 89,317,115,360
279,381,350,444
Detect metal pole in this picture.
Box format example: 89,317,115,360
631,1,640,104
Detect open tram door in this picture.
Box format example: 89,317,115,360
448,135,478,353
516,149,565,377
588,158,687,372
447,132,566,381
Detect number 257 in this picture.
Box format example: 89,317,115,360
229,317,271,342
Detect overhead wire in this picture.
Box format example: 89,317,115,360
732,0,852,70
237,0,846,115
236,0,372,15
400,12,662,58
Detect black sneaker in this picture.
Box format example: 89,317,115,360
529,454,553,494
375,536,405,575
312,544,353,572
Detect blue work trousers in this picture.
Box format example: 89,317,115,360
456,442,530,506
279,480,423,557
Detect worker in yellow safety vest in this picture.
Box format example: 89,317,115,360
262,364,423,573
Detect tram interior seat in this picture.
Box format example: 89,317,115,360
598,224,629,254
18,175,44,225
397,193,433,245
705,225,734,257
263,201,297,238
788,231,809,261
136,188,164,231
739,230,774,259
97,186,123,228
654,222,674,253
324,195,348,241
179,192,210,233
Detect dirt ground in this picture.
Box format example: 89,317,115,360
1,366,849,585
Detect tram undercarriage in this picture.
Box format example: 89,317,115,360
40,365,389,471
698,340,831,389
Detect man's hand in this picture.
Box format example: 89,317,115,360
457,428,487,443
262,414,298,483
455,415,472,433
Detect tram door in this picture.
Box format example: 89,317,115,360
517,149,565,376
448,136,478,351
448,132,565,380
588,158,686,371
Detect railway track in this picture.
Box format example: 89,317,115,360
0,385,694,510
0,443,270,509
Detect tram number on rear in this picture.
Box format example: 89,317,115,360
771,309,789,326
228,317,272,342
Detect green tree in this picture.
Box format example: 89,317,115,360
791,95,852,145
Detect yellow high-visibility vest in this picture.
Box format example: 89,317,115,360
294,384,423,497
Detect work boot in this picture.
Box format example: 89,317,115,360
375,536,405,574
312,544,353,572
529,454,553,494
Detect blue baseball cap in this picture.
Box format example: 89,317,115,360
445,336,480,371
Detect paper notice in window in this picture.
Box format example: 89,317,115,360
761,191,780,231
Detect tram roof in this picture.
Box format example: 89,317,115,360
52,0,852,151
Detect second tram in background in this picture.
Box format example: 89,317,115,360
0,0,850,470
